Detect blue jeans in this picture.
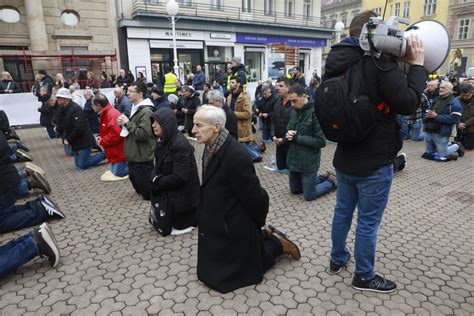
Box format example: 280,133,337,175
242,142,260,161
408,121,426,141
425,132,459,157
0,231,39,279
331,165,393,279
261,121,274,141
289,171,335,201
18,169,29,198
73,148,106,170
0,185,47,234
46,126,56,139
398,115,409,139
110,161,129,177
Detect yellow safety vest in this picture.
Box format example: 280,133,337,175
227,70,249,90
164,72,177,93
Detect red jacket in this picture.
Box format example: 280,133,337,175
99,104,125,162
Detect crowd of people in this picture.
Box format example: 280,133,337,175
1,10,473,296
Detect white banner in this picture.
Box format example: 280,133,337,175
0,88,116,126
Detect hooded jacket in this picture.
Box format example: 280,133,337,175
124,98,155,162
286,101,326,173
323,38,427,176
151,108,199,228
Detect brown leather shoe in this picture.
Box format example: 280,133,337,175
29,171,51,194
269,226,301,260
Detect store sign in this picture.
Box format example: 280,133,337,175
149,29,205,40
210,33,232,40
149,40,203,49
236,33,326,47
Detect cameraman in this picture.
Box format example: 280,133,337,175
324,11,427,293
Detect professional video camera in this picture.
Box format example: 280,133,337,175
358,16,450,73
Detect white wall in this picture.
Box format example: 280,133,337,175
0,89,116,126
127,38,152,82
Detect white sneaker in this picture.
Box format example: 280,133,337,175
100,170,129,182
26,162,46,176
170,226,194,235
35,223,60,267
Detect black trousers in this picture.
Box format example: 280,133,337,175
128,161,153,200
276,143,289,170
262,233,284,273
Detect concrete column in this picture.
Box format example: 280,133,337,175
24,0,48,52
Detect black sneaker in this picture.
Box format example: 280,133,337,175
328,254,351,274
421,152,434,160
396,153,407,171
34,223,60,267
39,195,65,219
352,274,397,293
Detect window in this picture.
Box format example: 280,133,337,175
145,0,159,3
264,0,274,15
341,13,347,27
0,7,20,23
395,3,400,16
423,0,436,16
373,7,382,16
458,19,470,40
303,0,312,20
403,2,410,18
211,0,222,10
285,0,294,17
242,0,251,13
178,0,192,6
61,10,80,26
330,14,337,28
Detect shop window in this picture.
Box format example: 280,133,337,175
207,46,226,62
0,6,21,23
245,52,262,82
61,10,80,26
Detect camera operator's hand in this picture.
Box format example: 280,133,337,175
405,34,424,66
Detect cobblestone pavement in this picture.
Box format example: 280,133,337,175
1,127,473,315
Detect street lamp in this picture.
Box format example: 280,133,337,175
166,0,180,76
334,21,345,43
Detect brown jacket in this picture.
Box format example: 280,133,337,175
227,91,253,142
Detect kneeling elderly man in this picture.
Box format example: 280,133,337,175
192,105,301,293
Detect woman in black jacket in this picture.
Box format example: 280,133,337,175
0,71,21,94
150,108,199,235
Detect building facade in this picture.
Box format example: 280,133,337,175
0,0,119,91
117,0,333,85
447,0,474,76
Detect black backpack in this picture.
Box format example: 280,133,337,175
315,58,383,144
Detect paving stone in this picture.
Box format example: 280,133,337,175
0,128,472,314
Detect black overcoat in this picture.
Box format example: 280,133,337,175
197,135,269,293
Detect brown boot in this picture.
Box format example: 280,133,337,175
29,171,51,194
269,226,301,260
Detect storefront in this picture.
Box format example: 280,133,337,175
125,27,234,84
235,33,327,83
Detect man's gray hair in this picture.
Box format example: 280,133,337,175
207,89,225,104
197,105,226,127
440,80,453,92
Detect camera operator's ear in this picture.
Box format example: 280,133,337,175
402,20,450,73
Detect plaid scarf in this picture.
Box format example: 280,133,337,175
203,128,229,174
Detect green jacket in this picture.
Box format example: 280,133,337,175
286,101,326,172
124,99,155,162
